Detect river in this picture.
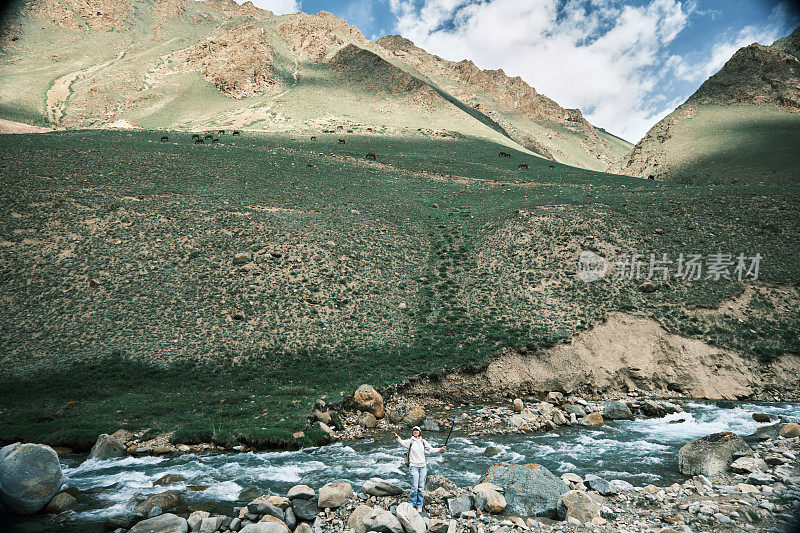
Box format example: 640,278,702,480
2,400,798,532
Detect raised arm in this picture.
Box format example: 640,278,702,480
394,432,411,448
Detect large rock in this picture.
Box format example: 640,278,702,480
45,491,78,513
678,432,750,476
396,502,425,533
447,493,473,516
128,513,188,533
132,492,184,517
603,401,633,420
318,480,352,509
87,433,127,460
557,490,600,523
578,412,604,427
362,506,403,533
0,442,63,514
479,463,568,518
426,475,458,493
779,423,800,438
354,385,385,419
363,478,403,496
583,474,616,496
348,503,373,533
360,413,378,429
291,498,320,521
240,524,289,533
287,484,315,500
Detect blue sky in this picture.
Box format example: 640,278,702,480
247,0,800,141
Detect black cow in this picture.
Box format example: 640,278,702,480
161,136,169,142
366,153,376,160
339,139,346,144
195,138,204,144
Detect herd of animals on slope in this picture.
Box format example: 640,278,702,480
160,128,547,171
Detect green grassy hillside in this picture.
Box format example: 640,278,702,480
0,130,798,449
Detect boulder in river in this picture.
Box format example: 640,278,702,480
45,491,77,513
0,442,63,514
362,506,403,533
480,463,568,518
603,401,634,420
318,479,352,509
557,490,600,523
87,433,127,460
396,502,426,533
363,478,402,497
678,432,750,476
132,492,184,517
752,413,774,423
578,412,604,427
353,385,385,419
128,513,188,533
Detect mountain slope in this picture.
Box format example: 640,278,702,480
0,0,631,169
610,27,800,184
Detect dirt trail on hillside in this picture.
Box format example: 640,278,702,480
402,312,800,401
46,48,129,125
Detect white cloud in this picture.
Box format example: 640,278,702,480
236,0,300,15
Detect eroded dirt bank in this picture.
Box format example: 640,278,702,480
399,312,800,402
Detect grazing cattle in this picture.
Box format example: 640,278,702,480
212,138,220,143
232,130,240,135
518,163,528,169
195,138,204,144
204,134,213,139
336,125,343,130
548,164,555,168
366,127,373,132
366,153,376,160
498,151,510,158
339,139,346,144
648,175,655,180
311,136,316,140
192,134,200,140
161,136,169,142
218,130,225,134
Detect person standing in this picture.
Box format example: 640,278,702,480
394,426,445,512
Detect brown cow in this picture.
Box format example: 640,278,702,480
212,138,220,143
366,153,376,160
311,136,316,140
336,125,344,130
518,163,528,169
339,139,346,144
499,151,510,158
218,130,225,134
195,138,204,144
192,134,200,140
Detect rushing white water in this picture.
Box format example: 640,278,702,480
8,401,798,531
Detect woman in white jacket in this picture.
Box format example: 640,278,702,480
394,426,445,512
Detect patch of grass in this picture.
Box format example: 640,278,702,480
0,130,797,447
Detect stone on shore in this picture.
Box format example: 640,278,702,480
0,442,63,514
291,498,320,521
779,423,800,437
447,493,474,516
396,502,426,533
426,475,458,493
128,513,188,533
348,504,373,533
360,413,378,429
557,490,600,523
287,485,315,500
578,412,604,427
240,523,289,533
133,492,184,517
730,456,767,473
318,480,352,509
512,399,524,412
583,474,617,496
480,463,568,518
603,401,634,420
678,432,750,476
354,385,385,419
363,478,403,496
362,506,403,533
87,433,128,460
400,405,426,427
473,485,506,513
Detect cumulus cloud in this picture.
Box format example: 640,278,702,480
386,0,791,142
238,0,300,15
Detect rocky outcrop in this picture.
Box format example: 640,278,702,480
278,11,365,62
0,442,63,514
678,432,750,476
87,433,127,460
480,463,568,517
